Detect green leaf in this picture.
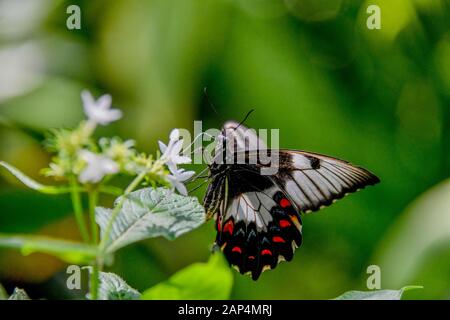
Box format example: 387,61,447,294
0,161,70,194
84,267,141,300
8,288,30,300
0,284,7,300
141,253,233,300
0,233,98,264
96,187,205,253
333,286,423,300
375,178,450,288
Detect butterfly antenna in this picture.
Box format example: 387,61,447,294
182,132,215,155
235,108,255,131
188,178,211,194
203,87,220,116
186,166,210,184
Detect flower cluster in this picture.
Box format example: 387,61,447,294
42,90,195,195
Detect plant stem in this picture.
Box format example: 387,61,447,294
98,170,147,253
87,187,100,301
88,189,99,244
69,176,89,243
93,160,161,300
99,185,123,196
90,263,99,300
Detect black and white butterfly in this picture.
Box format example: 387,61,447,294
203,121,380,280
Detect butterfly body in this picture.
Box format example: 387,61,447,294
204,121,379,280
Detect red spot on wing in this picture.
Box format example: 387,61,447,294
223,220,234,235
272,236,286,243
280,198,291,208
261,249,272,256
231,246,242,254
279,220,291,228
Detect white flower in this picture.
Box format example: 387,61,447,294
81,90,122,125
158,128,191,172
167,167,195,196
78,150,119,184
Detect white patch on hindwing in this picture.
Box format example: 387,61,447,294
224,186,280,232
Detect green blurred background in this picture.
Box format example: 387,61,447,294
0,0,450,299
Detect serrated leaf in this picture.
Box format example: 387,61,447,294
333,286,423,300
96,187,205,253
141,253,233,300
0,233,98,264
0,161,70,194
8,288,30,300
85,267,141,300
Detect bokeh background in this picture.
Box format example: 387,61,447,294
0,0,450,299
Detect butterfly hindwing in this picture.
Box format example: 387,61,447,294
215,183,302,280
212,156,303,280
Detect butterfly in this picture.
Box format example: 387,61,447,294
203,120,380,280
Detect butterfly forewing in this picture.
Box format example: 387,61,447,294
274,150,380,212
